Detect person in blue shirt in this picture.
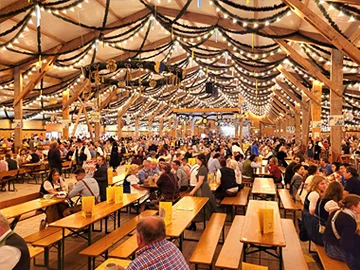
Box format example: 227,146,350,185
319,158,333,176
251,141,259,156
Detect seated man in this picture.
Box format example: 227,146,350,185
137,160,154,184
119,216,189,270
0,212,30,270
215,159,238,202
26,149,40,163
68,168,100,203
5,153,19,171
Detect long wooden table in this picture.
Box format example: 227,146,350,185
167,196,208,251
252,178,277,201
1,197,65,229
50,193,144,270
95,258,131,270
254,167,273,177
240,200,286,269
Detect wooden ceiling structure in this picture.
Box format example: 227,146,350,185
0,0,359,137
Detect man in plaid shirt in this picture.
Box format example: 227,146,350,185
119,216,189,270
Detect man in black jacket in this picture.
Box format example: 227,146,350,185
48,141,62,174
284,156,301,187
0,212,30,270
93,156,108,201
5,153,18,171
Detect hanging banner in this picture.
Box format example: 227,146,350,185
286,126,295,134
312,121,322,129
329,115,344,127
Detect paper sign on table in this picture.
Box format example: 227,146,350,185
242,262,268,270
188,158,196,166
82,196,95,218
106,186,115,204
114,186,123,204
159,202,172,225
258,208,274,234
107,168,113,185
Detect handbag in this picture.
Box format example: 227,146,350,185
317,199,326,234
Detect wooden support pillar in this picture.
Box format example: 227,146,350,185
135,117,139,138
174,116,178,138
159,119,164,136
117,113,124,139
184,121,188,137
295,103,301,145
148,119,153,136
62,89,70,139
302,93,311,151
239,118,243,142
330,49,343,162
280,119,286,138
168,118,173,137
191,118,195,136
311,81,323,140
94,90,101,142
14,67,23,152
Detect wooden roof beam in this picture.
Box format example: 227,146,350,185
276,79,308,109
324,0,360,5
173,108,238,113
13,45,62,106
282,0,360,66
98,87,119,111
62,80,90,109
118,92,141,116
277,66,322,106
273,97,291,113
274,89,296,112
0,0,33,24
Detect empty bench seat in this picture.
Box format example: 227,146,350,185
28,245,44,259
315,244,349,270
80,210,157,264
221,187,250,219
215,215,245,269
189,213,226,269
109,234,138,259
278,189,299,222
281,219,308,270
24,227,62,244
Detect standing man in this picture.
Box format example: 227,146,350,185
72,139,91,168
0,212,30,270
172,160,189,191
48,141,62,174
119,216,189,270
93,156,108,202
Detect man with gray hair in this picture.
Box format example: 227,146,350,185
137,160,154,184
119,216,189,270
0,212,30,270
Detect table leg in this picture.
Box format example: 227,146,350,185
117,210,121,227
61,228,65,270
113,212,116,231
105,217,108,234
279,247,283,270
203,207,206,229
243,243,248,262
87,226,92,270
179,232,184,252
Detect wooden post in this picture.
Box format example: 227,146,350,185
295,103,301,145
148,119,153,136
117,113,124,139
159,119,164,136
184,121,188,137
62,89,70,139
174,116,178,138
191,118,195,136
311,81,323,140
330,49,343,162
135,117,139,138
302,93,311,151
14,67,23,152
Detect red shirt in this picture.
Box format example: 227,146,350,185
268,164,282,179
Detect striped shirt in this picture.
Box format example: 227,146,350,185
127,239,189,270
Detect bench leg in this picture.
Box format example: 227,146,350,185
203,207,206,229
44,247,49,268
279,247,283,270
117,210,121,227
308,241,316,253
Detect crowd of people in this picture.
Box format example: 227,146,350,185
1,133,360,269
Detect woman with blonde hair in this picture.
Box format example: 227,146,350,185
301,175,328,246
323,195,360,269
122,164,149,212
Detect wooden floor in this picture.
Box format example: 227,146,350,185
2,169,322,270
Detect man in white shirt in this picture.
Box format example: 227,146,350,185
0,212,30,270
72,139,91,167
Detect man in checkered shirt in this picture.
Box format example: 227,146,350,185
118,216,189,270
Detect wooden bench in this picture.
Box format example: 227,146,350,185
315,244,349,270
215,215,245,269
109,234,138,259
189,213,227,270
28,245,44,259
80,210,157,267
32,229,71,269
281,219,308,270
278,189,299,223
0,192,40,209
221,187,250,220
0,169,19,191
24,227,62,244
95,258,131,270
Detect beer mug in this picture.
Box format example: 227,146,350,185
104,262,118,270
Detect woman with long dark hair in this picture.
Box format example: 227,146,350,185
156,163,180,202
187,154,217,231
